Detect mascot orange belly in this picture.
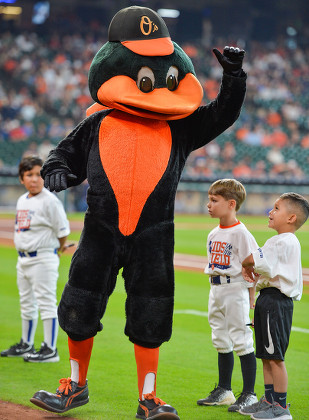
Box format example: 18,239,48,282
99,111,171,236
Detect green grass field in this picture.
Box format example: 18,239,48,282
1,214,309,419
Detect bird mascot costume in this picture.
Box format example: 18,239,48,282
30,5,246,419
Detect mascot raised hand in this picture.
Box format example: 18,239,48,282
30,6,246,419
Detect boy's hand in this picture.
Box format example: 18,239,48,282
63,242,77,252
246,318,254,328
213,46,245,76
57,242,77,257
44,171,77,192
242,266,258,283
249,292,256,309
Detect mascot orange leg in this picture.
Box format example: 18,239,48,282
134,344,159,400
68,337,94,386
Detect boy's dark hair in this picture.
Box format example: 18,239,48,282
280,192,309,229
208,178,246,211
18,156,43,179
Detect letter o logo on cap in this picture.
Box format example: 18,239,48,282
140,16,152,36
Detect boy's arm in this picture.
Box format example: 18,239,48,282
242,253,254,267
249,284,256,309
251,243,279,279
242,254,257,283
57,235,68,254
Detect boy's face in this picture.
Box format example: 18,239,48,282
268,198,292,233
20,165,44,197
207,194,234,219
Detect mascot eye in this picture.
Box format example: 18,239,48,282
167,75,178,91
137,67,155,93
140,77,153,93
166,66,179,91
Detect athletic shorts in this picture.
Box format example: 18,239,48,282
254,287,293,360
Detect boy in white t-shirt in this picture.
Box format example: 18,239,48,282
197,179,258,413
1,156,70,363
241,192,309,420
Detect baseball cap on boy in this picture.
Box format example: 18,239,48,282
108,6,174,56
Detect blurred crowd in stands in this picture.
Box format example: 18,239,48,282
1,25,309,184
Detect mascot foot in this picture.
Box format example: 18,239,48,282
30,377,89,413
136,392,180,419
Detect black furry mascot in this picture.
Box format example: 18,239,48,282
30,6,246,419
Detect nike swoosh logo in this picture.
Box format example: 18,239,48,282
265,312,275,354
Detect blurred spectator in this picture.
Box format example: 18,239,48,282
221,141,236,161
251,160,267,179
37,140,54,161
301,135,309,148
232,157,253,178
205,142,220,159
48,118,66,141
71,181,89,212
22,141,38,158
219,141,236,174
243,124,264,146
285,160,304,178
235,124,249,142
262,129,288,147
266,145,285,168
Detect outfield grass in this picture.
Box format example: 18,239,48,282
0,214,309,419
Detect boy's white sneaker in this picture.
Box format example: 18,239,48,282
197,385,236,406
228,391,258,412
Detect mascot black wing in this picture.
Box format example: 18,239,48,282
32,5,246,419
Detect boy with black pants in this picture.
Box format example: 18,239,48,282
242,192,309,419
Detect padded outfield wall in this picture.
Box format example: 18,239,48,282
1,175,308,215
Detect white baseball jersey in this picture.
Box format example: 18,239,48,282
253,232,303,301
14,187,70,252
205,221,258,355
205,220,258,284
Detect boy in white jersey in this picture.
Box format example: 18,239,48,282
197,179,258,413
1,156,70,362
241,192,309,420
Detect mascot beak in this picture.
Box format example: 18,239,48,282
96,73,203,120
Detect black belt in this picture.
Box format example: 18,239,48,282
210,275,231,284
18,249,58,258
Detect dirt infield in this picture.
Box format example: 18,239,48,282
0,400,79,419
